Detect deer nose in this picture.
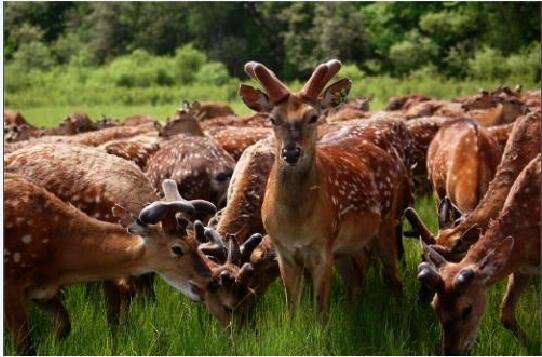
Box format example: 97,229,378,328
281,146,301,164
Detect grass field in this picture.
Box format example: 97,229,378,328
3,196,540,355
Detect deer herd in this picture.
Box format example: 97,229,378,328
4,59,541,355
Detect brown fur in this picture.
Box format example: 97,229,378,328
209,126,272,160
4,174,213,355
146,136,235,208
427,119,502,215
421,155,540,355
240,60,411,315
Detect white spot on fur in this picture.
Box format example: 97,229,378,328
22,234,32,244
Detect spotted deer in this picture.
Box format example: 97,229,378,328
405,111,540,303
405,116,451,193
5,144,162,324
208,126,273,161
239,59,410,315
416,154,540,355
405,111,541,259
193,138,278,327
4,122,158,152
427,119,502,227
146,136,236,209
99,134,161,171
4,175,216,355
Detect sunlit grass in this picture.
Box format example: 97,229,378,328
4,196,540,355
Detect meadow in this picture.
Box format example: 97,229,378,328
3,195,541,355
4,73,541,355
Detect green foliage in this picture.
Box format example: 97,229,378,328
389,30,439,76
173,44,207,84
13,40,55,71
339,64,366,83
3,2,541,80
194,62,231,85
506,43,542,84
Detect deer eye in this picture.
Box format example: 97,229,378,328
308,114,318,124
462,305,472,320
171,246,184,257
269,116,278,126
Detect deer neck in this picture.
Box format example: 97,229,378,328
59,221,149,284
272,147,318,213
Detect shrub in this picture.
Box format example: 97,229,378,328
389,31,439,76
105,50,175,87
505,42,541,84
194,62,231,85
13,41,55,71
52,33,84,65
173,44,207,84
339,64,365,82
467,46,509,81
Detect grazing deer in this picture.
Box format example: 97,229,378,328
416,154,540,355
239,59,410,315
4,122,158,152
194,138,279,327
4,175,216,355
405,116,451,193
99,134,161,171
186,100,237,120
5,143,164,323
386,94,433,111
208,126,273,160
146,136,236,209
406,111,541,258
427,119,502,225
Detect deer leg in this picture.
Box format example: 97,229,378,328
336,253,367,301
116,277,136,324
134,273,155,302
34,295,71,339
500,273,530,341
311,252,334,319
277,253,304,314
5,286,35,355
103,280,122,326
376,219,404,302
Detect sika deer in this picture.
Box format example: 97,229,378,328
416,154,540,355
6,144,162,323
406,111,541,259
427,119,502,226
4,175,215,355
239,59,410,315
146,136,236,209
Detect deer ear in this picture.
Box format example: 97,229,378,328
112,204,148,235
477,236,514,279
239,84,273,112
320,78,352,108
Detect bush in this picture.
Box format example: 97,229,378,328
173,44,207,84
467,46,509,81
194,62,230,85
13,41,55,71
339,64,365,82
106,50,175,87
52,33,84,65
389,30,439,76
506,42,541,84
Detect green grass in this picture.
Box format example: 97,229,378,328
4,196,540,355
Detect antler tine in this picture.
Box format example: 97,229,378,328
244,61,289,103
301,59,342,100
162,179,182,201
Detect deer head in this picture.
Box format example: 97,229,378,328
404,207,481,261
239,59,351,167
112,179,217,301
417,236,515,355
195,224,272,328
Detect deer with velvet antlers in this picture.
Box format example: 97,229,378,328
4,176,216,355
239,59,410,316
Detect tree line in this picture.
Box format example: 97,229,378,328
4,2,541,82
